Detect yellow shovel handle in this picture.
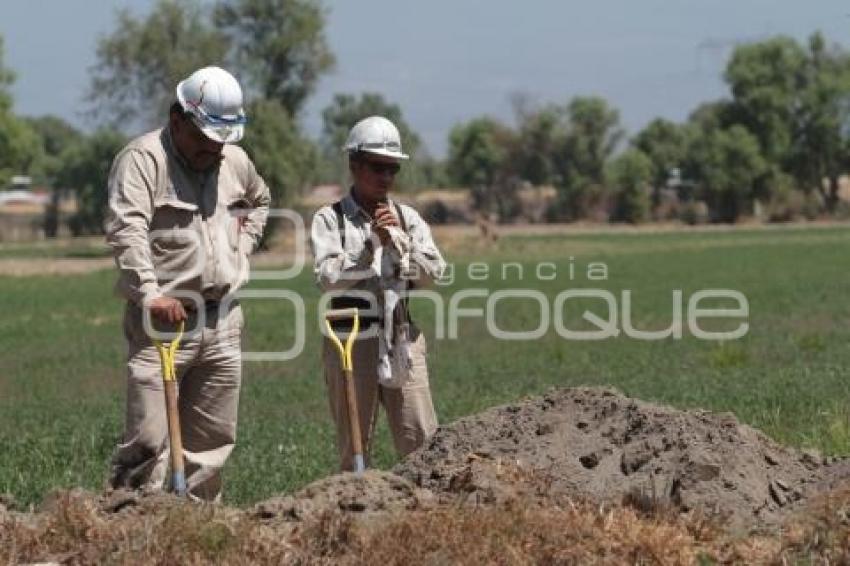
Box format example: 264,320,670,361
153,321,185,382
324,307,365,473
324,308,360,371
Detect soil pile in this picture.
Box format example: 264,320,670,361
254,470,434,521
395,387,849,530
7,387,850,563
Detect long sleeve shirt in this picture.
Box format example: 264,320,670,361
105,127,271,307
310,191,446,300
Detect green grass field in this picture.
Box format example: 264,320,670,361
0,238,111,259
2,225,850,507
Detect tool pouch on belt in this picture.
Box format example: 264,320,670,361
380,315,413,389
376,300,412,389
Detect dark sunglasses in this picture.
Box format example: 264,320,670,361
363,160,401,176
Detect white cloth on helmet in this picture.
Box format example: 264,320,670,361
374,226,413,389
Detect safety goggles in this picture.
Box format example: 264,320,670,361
185,99,248,126
355,141,403,153
186,105,247,144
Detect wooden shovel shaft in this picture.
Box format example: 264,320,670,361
343,368,365,473
163,380,186,495
325,309,365,473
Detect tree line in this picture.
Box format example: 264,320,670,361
447,33,850,224
0,0,848,234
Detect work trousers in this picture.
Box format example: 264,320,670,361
322,324,438,471
109,301,243,501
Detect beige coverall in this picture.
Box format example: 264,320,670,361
105,127,270,500
311,193,446,470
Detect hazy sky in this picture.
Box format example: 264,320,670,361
1,1,848,156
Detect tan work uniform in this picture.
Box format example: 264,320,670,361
310,192,446,471
105,127,270,500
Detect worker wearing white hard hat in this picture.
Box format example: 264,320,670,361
343,115,410,160
176,65,248,145
105,66,271,500
310,116,446,471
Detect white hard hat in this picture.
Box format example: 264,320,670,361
344,116,409,160
176,66,247,144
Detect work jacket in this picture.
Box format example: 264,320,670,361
105,127,271,307
310,191,446,314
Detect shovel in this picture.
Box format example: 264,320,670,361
324,308,365,474
152,321,186,496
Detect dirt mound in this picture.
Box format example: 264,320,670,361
255,470,434,522
8,389,850,563
395,387,850,530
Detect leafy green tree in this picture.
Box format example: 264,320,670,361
554,96,624,220
213,0,334,115
241,98,317,207
88,0,229,129
787,33,850,210
632,118,688,192
563,97,624,185
447,117,509,188
24,115,84,183
723,33,850,212
0,36,41,188
25,116,83,160
0,114,39,189
24,116,85,236
239,98,318,244
90,0,335,129
607,149,652,223
513,104,570,186
0,35,14,109
447,116,518,220
418,157,449,188
449,97,622,221
688,100,735,132
724,36,806,165
683,124,766,222
57,129,129,235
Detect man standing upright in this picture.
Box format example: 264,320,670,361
311,116,446,471
105,66,270,500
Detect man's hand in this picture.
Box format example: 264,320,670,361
373,202,400,245
148,296,188,324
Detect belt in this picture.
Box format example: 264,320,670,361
330,316,382,331
329,295,382,329
179,299,221,312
